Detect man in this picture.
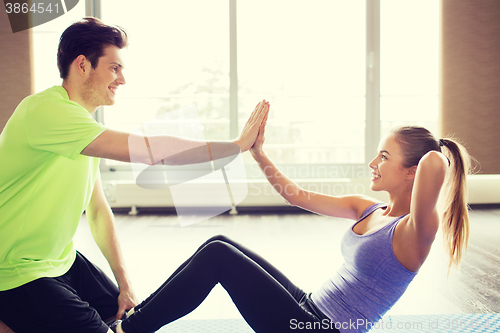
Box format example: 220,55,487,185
0,17,268,333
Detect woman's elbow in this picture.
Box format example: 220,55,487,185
420,151,449,172
284,188,308,207
418,151,448,184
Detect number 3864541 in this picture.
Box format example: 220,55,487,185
5,2,60,14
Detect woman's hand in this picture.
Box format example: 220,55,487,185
250,108,269,158
233,100,269,152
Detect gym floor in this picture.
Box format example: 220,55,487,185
74,205,500,322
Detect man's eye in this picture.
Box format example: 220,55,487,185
113,67,118,72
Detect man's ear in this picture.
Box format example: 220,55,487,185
74,55,90,77
406,166,417,180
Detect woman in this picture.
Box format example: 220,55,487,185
112,114,472,333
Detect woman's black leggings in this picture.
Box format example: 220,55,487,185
121,235,339,333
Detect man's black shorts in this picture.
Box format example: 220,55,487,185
0,251,119,333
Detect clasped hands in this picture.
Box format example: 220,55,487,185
233,100,270,157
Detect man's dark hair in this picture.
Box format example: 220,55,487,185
57,17,128,79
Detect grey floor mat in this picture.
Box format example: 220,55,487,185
157,319,254,332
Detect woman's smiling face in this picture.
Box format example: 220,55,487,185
368,134,414,193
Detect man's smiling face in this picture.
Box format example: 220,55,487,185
81,45,126,110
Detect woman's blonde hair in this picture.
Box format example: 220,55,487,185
391,126,472,272
439,138,472,272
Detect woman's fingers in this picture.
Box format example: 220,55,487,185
262,108,269,126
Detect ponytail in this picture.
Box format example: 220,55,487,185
439,138,472,273
390,126,474,273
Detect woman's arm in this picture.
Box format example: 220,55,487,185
408,151,449,246
250,116,374,220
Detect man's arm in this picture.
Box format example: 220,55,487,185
81,101,269,165
86,177,139,320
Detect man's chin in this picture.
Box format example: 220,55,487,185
103,98,116,106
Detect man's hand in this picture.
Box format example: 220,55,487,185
233,100,269,152
116,288,139,321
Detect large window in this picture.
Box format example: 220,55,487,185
33,0,439,177
237,1,366,165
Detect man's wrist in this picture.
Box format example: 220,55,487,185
231,138,244,152
115,273,133,292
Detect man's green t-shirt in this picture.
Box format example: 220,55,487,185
0,86,106,291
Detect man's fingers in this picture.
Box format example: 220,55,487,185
240,100,268,143
242,100,265,135
248,101,262,123
242,101,261,132
249,100,266,123
115,310,124,321
115,305,128,320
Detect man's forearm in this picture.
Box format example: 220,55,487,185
87,207,132,291
83,130,241,166
83,101,267,165
133,135,241,166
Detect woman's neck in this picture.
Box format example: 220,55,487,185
384,192,411,217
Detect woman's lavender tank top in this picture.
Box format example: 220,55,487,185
311,203,417,333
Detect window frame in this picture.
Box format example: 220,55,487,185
88,0,381,178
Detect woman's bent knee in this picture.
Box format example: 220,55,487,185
201,240,240,263
205,234,233,244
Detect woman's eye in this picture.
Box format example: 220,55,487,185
381,155,387,160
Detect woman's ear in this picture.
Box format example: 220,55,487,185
406,165,417,180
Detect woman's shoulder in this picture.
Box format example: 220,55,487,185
348,195,385,220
